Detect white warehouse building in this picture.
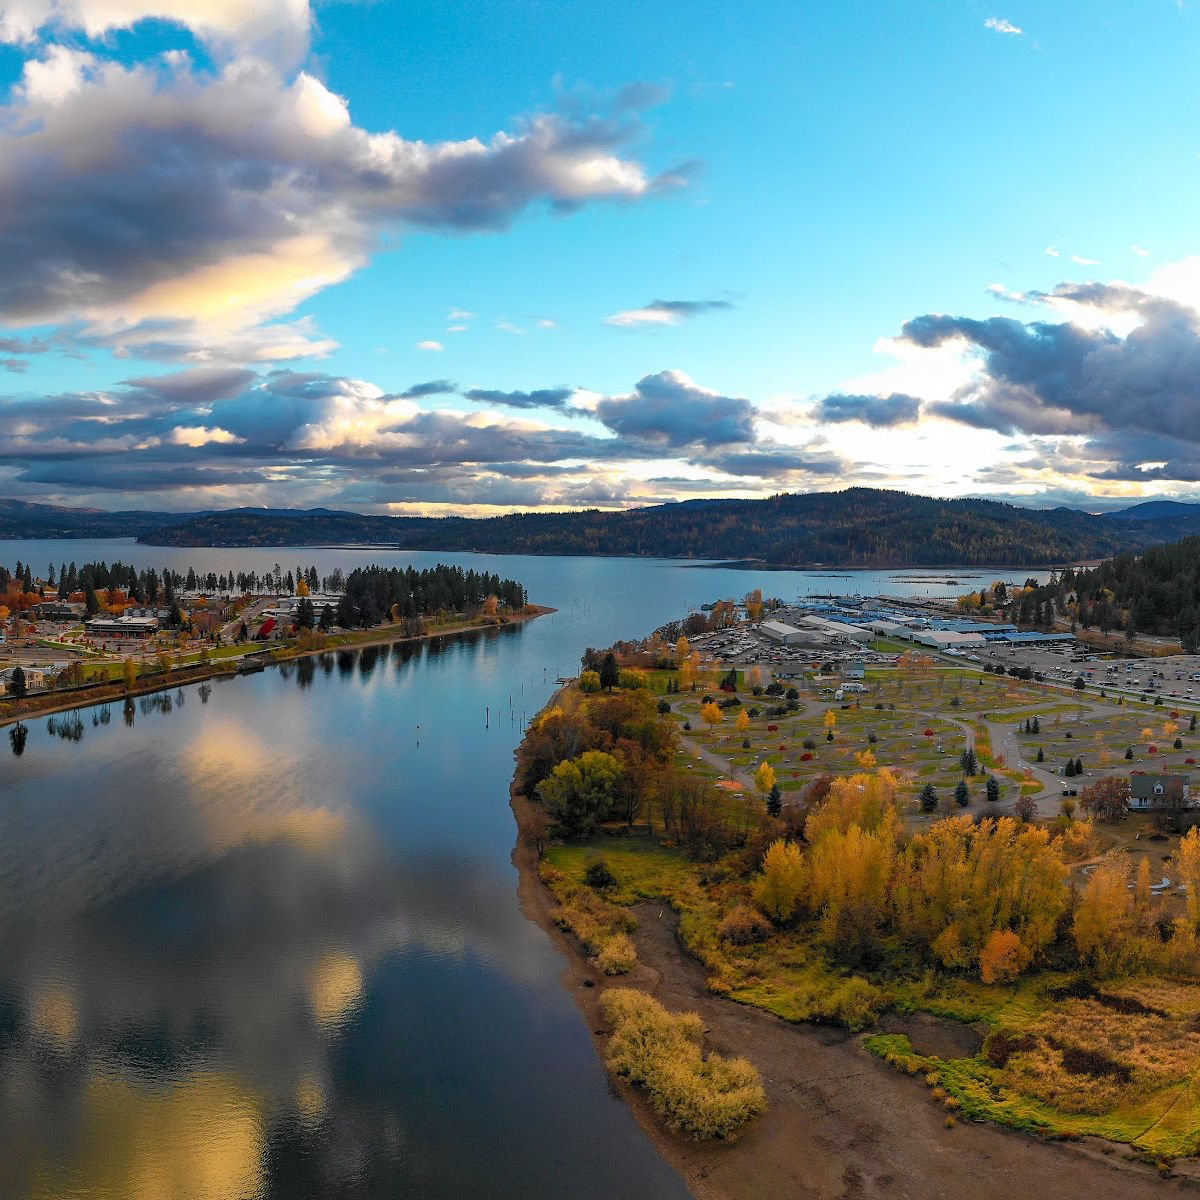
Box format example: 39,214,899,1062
760,620,807,646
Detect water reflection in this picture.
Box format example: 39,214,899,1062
0,628,691,1199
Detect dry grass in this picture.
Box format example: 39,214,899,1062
600,988,767,1139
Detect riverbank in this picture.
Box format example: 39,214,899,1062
0,603,553,729
508,701,1200,1200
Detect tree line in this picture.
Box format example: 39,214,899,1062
138,488,1197,567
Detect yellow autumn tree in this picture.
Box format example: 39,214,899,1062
894,815,1066,977
1172,828,1200,927
823,709,837,730
700,701,723,732
854,748,876,770
753,839,806,922
807,821,897,949
755,761,776,800
675,635,690,665
1074,852,1138,975
736,709,750,734
979,929,1024,985
123,658,138,692
806,770,900,843
296,577,310,597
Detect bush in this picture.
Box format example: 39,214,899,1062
717,904,773,945
585,856,618,890
600,988,767,1139
596,932,638,975
802,738,816,750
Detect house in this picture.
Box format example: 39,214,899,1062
843,660,866,680
0,663,67,694
1128,774,1191,811
33,601,82,622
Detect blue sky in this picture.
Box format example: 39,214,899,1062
1,0,1200,513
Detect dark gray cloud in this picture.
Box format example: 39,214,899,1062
399,379,458,400
461,387,574,410
814,392,921,428
121,366,259,409
594,370,757,447
2,358,28,373
700,450,843,478
902,297,1200,445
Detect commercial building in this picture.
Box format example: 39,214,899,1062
760,620,807,646
911,630,988,650
85,615,159,639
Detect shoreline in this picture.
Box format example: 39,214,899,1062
508,694,1200,1200
0,603,554,730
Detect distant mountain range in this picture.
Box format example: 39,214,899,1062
5,489,1200,568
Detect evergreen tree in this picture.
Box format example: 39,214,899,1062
9,666,26,699
986,775,1001,803
954,779,969,807
599,652,620,691
919,783,938,812
767,783,782,819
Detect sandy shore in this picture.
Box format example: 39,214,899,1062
0,604,553,730
509,782,1200,1199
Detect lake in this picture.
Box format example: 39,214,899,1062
0,540,1048,1199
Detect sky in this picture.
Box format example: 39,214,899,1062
2,1,1200,516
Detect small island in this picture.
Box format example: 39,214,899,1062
512,594,1200,1198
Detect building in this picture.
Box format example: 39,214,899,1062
1129,774,1192,812
85,615,159,639
911,630,988,650
33,601,82,622
798,615,873,643
760,620,806,646
0,663,67,694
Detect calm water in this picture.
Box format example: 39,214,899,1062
0,540,1048,1199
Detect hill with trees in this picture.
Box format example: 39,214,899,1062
1013,532,1200,648
135,488,1200,567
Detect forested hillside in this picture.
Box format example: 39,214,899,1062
1021,535,1200,648
140,488,1200,567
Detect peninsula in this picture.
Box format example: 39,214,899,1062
512,594,1200,1197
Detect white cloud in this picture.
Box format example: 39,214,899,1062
416,340,444,352
605,305,679,327
446,325,468,334
447,308,475,321
1045,245,1060,257
1071,254,1101,266
496,320,525,335
984,17,1023,35
537,318,557,329
1132,244,1151,257
168,425,244,447
0,48,679,364
0,0,313,66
